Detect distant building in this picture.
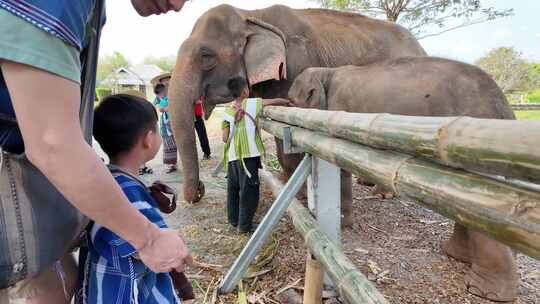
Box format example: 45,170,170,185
102,64,164,101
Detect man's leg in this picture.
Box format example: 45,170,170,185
194,116,211,157
238,157,261,233
227,161,240,227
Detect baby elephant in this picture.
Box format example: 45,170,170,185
288,57,518,302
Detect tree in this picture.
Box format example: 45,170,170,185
314,0,513,39
527,63,540,90
96,51,130,85
143,55,176,72
475,47,529,93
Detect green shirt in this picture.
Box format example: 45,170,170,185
222,98,265,176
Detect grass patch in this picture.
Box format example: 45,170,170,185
514,110,540,120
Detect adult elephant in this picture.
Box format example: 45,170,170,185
287,58,518,302
168,4,426,216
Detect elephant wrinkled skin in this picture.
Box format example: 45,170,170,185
168,4,425,218
287,57,519,302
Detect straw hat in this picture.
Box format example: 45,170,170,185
151,72,172,86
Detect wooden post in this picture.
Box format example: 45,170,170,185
303,253,324,304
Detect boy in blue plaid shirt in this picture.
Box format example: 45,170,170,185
76,94,187,304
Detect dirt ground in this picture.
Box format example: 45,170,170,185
106,109,539,304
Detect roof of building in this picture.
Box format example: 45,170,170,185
103,64,164,86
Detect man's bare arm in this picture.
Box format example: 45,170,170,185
262,98,292,107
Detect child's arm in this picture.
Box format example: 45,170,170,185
222,126,229,143
262,98,292,107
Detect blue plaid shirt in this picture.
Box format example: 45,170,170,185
77,169,181,304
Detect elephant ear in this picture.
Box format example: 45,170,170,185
244,17,287,86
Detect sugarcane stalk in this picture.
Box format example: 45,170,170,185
261,171,389,304
263,106,540,183
261,119,540,260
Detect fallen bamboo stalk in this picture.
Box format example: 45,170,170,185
262,170,389,304
263,106,540,183
261,119,540,260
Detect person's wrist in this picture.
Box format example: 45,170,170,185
132,221,160,251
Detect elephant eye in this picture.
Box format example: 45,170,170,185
306,89,315,103
200,49,217,71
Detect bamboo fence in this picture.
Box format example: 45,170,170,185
263,107,540,183
261,171,389,304
261,118,540,260
511,104,540,111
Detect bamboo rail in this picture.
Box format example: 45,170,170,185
261,171,389,304
261,119,540,260
263,107,540,183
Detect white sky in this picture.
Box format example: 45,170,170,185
100,0,540,64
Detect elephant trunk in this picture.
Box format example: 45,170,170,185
169,57,202,203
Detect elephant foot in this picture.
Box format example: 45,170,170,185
442,224,471,263
465,266,518,302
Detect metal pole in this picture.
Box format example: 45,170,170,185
218,155,312,294
307,157,341,287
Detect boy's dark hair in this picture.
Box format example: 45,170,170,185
93,94,158,159
227,77,248,99
154,83,166,95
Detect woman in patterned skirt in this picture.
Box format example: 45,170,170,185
155,84,178,173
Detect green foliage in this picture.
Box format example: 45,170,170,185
526,63,540,90
526,89,540,103
97,51,131,85
514,110,540,120
96,87,112,101
314,0,513,39
475,47,530,93
143,55,176,72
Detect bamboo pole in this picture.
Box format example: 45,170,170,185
261,119,540,260
262,170,389,304
263,106,540,183
303,254,323,304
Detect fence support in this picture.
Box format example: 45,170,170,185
307,157,341,287
303,253,324,304
262,170,389,304
218,155,312,294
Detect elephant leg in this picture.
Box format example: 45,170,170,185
275,137,306,200
464,231,518,302
442,223,471,263
341,170,353,228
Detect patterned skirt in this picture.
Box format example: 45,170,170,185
163,134,178,165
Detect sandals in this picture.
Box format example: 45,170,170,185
138,166,153,175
